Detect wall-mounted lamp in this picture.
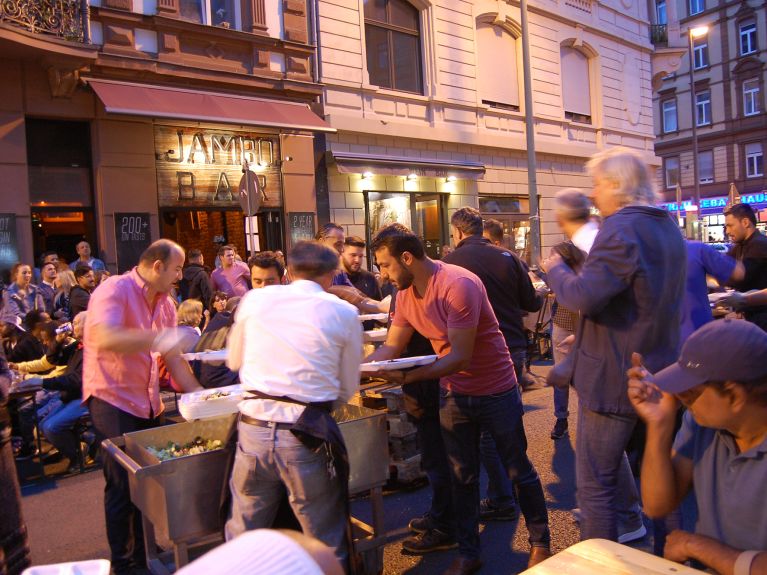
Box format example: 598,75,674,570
407,173,418,181
446,175,457,183
362,171,374,180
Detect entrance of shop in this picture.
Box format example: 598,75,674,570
26,118,99,266
160,209,284,267
364,191,448,262
479,196,531,263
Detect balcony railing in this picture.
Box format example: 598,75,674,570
650,24,668,46
0,0,90,43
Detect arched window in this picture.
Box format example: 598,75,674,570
560,45,592,124
364,0,423,93
476,22,520,111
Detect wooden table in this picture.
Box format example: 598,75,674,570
521,539,708,574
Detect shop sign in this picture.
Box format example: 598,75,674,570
155,126,282,210
288,212,316,245
114,212,151,273
661,194,767,213
0,214,18,274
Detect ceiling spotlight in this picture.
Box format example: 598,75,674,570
407,173,418,181
446,175,457,182
362,171,374,180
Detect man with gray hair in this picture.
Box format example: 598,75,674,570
542,146,685,543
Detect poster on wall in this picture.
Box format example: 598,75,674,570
154,125,282,210
369,194,412,238
0,214,18,278
114,213,151,273
288,212,315,246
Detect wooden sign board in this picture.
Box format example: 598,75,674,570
288,212,316,246
0,214,18,274
154,125,282,210
114,212,151,273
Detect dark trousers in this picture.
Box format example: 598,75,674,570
440,387,550,560
403,379,454,534
88,397,163,573
0,425,31,575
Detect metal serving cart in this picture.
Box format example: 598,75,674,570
103,405,389,574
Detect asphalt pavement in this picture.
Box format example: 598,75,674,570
18,364,646,574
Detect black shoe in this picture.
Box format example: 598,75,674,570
551,418,569,440
402,529,457,554
479,498,519,521
14,444,39,460
408,514,436,534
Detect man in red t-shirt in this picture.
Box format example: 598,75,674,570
367,224,551,575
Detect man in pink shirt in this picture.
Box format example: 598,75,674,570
83,239,202,575
211,245,251,297
367,224,551,575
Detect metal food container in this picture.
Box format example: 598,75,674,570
334,404,389,495
102,414,237,546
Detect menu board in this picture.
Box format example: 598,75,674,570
0,214,18,275
114,212,151,273
288,212,315,246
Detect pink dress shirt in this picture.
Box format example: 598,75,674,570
211,261,251,297
82,268,177,419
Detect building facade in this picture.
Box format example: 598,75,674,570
652,0,767,240
0,0,329,274
315,0,664,262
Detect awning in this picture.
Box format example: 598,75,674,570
331,152,485,180
85,78,335,133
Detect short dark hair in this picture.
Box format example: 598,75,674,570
74,264,93,279
37,320,60,342
23,309,49,332
218,244,236,257
213,291,228,302
248,251,285,277
708,377,767,408
450,207,484,236
344,236,366,249
724,203,757,227
187,249,203,260
38,251,58,268
483,219,504,244
315,222,344,241
289,241,339,279
140,239,184,266
371,223,425,259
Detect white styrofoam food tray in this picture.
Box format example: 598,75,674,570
360,355,438,372
178,384,245,420
22,560,111,575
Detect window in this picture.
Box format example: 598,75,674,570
744,78,761,116
746,143,764,177
740,20,757,55
698,150,714,183
662,99,677,132
696,90,711,126
656,0,667,24
693,37,708,69
476,23,519,111
561,46,592,124
180,0,241,29
665,157,680,189
689,0,704,15
364,0,423,93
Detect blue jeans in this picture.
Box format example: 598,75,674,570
225,420,348,566
39,399,89,462
551,325,573,419
440,387,550,560
575,405,642,541
479,349,526,508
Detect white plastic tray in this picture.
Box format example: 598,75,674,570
360,355,438,372
22,560,111,575
363,328,388,342
181,349,228,363
178,384,244,420
358,313,389,322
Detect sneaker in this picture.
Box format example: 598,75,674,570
479,498,519,521
401,529,457,554
407,514,436,534
618,523,647,544
551,418,569,440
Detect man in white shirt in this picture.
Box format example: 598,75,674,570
225,241,362,567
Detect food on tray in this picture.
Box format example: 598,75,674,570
147,437,224,461
202,390,231,401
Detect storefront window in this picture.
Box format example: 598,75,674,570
479,195,531,262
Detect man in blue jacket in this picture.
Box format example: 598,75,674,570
542,146,685,542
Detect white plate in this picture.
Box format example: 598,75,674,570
181,349,228,362
358,313,389,322
364,328,388,342
360,355,438,372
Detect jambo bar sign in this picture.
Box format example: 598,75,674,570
154,126,282,210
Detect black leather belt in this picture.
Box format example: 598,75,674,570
240,413,294,430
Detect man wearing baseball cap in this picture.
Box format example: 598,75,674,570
627,319,767,575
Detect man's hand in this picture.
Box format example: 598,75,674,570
627,352,678,428
370,369,406,386
664,530,694,563
151,328,199,357
539,252,563,274
718,291,747,310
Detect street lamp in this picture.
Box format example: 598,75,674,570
688,25,708,239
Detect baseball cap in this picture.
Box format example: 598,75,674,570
654,319,767,393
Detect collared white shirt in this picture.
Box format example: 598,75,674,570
232,280,363,423
572,220,600,255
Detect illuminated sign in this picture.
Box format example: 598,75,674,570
661,193,767,213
